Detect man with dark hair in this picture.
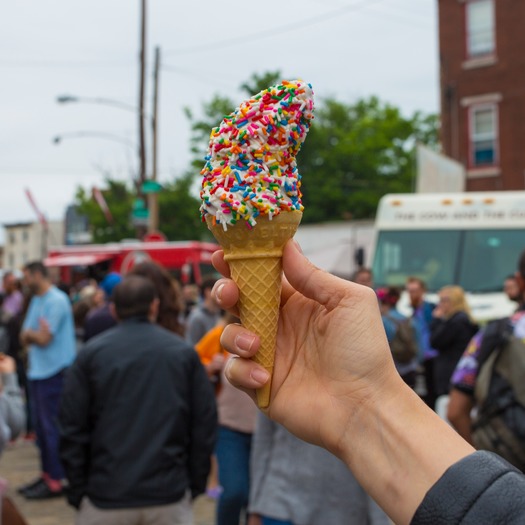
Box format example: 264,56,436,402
18,260,76,499
186,277,221,346
58,275,217,524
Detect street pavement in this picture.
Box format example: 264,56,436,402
1,439,216,525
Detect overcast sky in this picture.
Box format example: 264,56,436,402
0,0,438,242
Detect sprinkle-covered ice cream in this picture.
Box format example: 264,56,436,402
200,79,314,229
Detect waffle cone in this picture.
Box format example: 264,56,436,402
206,211,302,408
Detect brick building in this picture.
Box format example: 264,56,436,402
438,0,525,191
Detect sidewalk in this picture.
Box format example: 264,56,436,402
1,440,216,525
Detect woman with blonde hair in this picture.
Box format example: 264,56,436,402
430,285,478,400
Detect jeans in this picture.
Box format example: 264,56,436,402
30,370,66,480
262,518,294,525
216,426,252,525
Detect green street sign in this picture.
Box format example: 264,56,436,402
141,180,163,194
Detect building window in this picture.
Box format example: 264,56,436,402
22,230,29,242
466,0,495,57
469,104,498,167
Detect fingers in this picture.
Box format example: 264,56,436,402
212,279,239,316
220,323,260,358
211,249,230,278
224,356,269,404
282,240,354,311
222,324,268,404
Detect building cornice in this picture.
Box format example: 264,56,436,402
460,92,502,107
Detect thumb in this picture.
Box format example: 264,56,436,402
283,240,354,311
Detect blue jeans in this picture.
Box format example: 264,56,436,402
215,426,252,525
30,370,66,480
262,518,294,525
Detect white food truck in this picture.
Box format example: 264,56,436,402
372,191,525,322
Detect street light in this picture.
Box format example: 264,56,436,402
56,95,146,116
52,131,137,150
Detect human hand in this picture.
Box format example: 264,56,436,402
39,318,51,333
0,354,16,375
213,240,402,457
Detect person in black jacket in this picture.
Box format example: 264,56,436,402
213,240,525,525
58,275,217,524
429,286,478,399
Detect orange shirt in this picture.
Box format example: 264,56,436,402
195,325,225,365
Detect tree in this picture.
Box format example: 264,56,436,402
157,172,209,241
298,95,439,221
74,179,135,243
74,174,209,243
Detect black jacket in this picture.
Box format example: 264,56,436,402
412,451,525,524
430,312,478,396
58,317,217,509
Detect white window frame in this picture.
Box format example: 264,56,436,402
465,0,495,58
468,103,499,168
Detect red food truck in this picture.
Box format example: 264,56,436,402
44,239,219,286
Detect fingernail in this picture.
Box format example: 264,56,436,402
250,367,270,385
214,282,225,303
235,333,256,353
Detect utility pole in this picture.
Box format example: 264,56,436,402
138,0,147,187
148,46,160,233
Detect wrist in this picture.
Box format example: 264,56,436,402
334,378,475,524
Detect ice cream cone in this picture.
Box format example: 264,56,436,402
206,211,302,408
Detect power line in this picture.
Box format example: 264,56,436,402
160,65,237,90
164,0,387,56
0,59,134,69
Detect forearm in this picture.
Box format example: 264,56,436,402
333,377,475,525
21,329,51,347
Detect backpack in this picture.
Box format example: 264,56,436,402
386,315,418,364
472,317,525,471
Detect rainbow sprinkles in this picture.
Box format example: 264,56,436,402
200,79,314,230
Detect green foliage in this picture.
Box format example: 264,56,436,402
74,174,209,242
74,179,135,243
157,172,209,241
298,96,438,221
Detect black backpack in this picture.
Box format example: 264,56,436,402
472,317,525,471
386,315,418,364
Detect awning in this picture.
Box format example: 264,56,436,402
44,253,116,267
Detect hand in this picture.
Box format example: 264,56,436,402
39,318,51,333
0,355,16,375
213,240,402,456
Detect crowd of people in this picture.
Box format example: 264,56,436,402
0,245,523,524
